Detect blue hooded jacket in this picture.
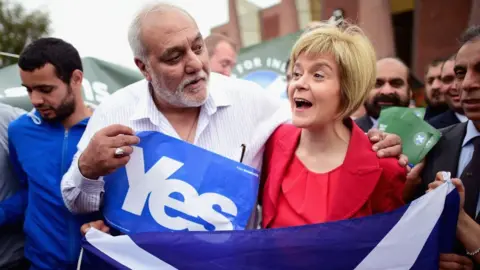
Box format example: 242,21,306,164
0,110,100,269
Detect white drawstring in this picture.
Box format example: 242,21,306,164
27,108,41,125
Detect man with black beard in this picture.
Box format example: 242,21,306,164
0,38,99,269
356,57,411,132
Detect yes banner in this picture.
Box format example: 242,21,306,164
81,181,459,269
103,131,260,234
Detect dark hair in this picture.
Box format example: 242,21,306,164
18,37,83,84
424,57,448,75
429,58,448,68
460,25,480,45
204,33,238,57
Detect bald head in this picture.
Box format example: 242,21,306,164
376,58,409,79
364,57,411,118
128,3,197,60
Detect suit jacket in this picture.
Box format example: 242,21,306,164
424,105,449,121
354,115,374,133
418,122,467,196
417,122,478,264
260,119,406,228
428,110,460,129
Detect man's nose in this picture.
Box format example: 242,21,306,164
185,51,203,74
379,83,395,95
29,91,44,107
432,78,442,90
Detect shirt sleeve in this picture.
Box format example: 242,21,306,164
61,108,107,214
0,135,28,226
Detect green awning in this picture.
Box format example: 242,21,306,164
232,32,301,99
0,57,143,110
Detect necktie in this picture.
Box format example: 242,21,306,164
460,136,480,221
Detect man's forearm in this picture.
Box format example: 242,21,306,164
61,152,104,213
457,210,480,264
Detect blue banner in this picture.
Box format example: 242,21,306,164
82,181,459,269
103,131,260,234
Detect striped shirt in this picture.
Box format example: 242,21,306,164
60,72,291,213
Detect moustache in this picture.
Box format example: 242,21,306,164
179,71,208,91
373,93,401,106
35,105,54,111
431,88,441,98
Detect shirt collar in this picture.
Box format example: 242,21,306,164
462,120,480,147
369,116,378,128
130,76,232,122
455,112,468,123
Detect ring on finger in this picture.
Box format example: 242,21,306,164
114,147,125,157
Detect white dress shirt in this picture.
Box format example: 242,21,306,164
61,73,291,213
369,116,378,129
456,120,480,216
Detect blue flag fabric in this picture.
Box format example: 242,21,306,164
102,131,260,234
81,181,459,269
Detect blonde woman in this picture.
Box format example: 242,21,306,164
261,22,406,228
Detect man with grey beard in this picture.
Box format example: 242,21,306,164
60,3,406,231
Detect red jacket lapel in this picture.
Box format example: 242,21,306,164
261,124,300,228
327,122,383,221
326,121,383,221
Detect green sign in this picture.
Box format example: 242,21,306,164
378,107,441,165
232,32,301,99
0,57,143,110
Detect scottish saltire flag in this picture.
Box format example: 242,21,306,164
102,131,260,234
80,181,459,269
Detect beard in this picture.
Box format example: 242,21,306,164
36,86,76,123
150,70,209,108
364,93,410,119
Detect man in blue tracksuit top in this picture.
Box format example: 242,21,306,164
0,38,99,269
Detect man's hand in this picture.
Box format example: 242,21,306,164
402,160,425,202
406,160,425,185
428,172,465,209
79,124,140,179
439,253,473,270
367,128,407,166
81,220,110,236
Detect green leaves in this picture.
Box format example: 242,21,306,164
0,0,50,67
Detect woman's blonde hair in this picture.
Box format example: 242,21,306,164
289,21,377,119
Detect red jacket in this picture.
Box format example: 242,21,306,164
261,120,406,228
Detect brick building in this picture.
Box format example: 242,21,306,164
212,0,480,82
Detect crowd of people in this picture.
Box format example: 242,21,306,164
0,2,479,269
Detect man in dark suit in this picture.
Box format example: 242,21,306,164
428,56,468,129
356,57,411,132
415,26,480,270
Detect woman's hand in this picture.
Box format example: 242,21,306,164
402,160,425,202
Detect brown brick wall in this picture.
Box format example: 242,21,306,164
260,0,299,41
412,0,471,79
210,0,242,47
260,5,282,41
470,0,480,26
